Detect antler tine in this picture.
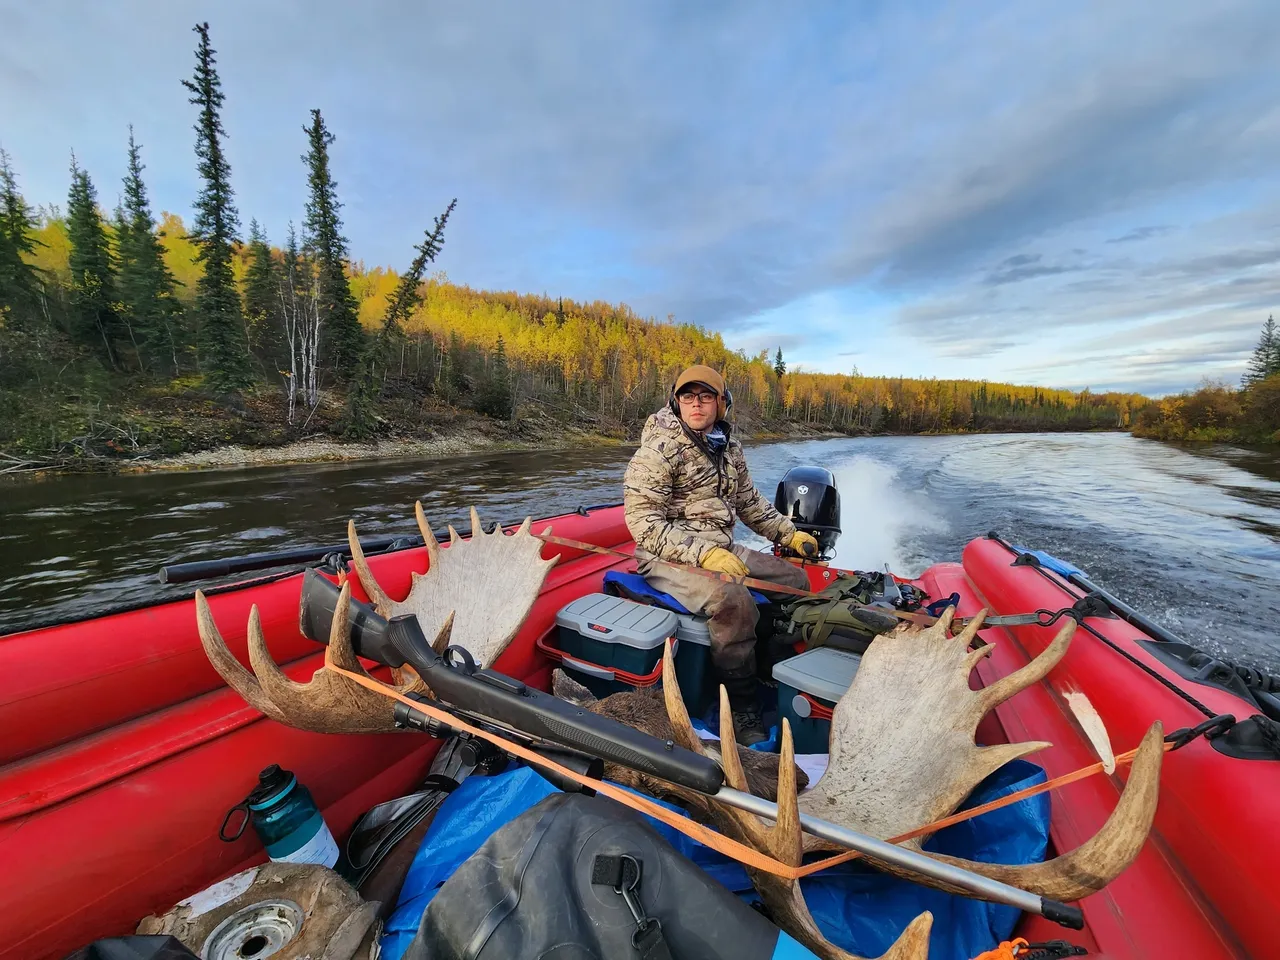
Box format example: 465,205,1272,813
347,519,394,613
515,516,533,537
660,643,707,756
954,607,987,647
322,579,372,674
414,500,441,568
964,642,996,672
446,523,462,546
934,605,957,633
976,617,1074,715
924,720,1165,901
246,602,316,703
714,684,775,851
469,506,486,539
194,591,285,722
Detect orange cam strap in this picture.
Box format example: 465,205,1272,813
326,654,1163,882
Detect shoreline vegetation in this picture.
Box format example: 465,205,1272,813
1129,317,1280,448
6,20,1273,484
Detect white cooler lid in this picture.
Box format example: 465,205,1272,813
771,647,862,704
554,593,678,649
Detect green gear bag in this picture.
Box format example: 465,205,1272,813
775,573,901,654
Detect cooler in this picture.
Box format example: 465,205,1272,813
771,647,862,754
549,594,678,698
671,612,715,720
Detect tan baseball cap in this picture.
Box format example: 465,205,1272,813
673,364,725,396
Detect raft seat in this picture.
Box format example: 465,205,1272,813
601,570,769,614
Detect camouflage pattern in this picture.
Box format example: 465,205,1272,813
623,405,797,566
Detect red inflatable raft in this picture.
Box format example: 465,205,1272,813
0,504,1275,960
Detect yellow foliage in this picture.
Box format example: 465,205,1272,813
156,212,203,299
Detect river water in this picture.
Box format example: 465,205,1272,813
2,433,1277,672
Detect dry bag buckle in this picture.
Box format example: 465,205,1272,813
592,854,672,960
1165,714,1235,750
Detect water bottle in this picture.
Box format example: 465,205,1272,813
220,764,340,868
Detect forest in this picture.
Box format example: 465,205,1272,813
1,22,1153,473
1131,316,1280,445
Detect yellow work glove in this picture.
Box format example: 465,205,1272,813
786,530,820,558
700,546,750,578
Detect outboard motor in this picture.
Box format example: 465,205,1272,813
773,466,841,561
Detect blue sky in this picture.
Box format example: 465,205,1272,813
3,2,1280,396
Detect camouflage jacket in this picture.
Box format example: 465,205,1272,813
623,406,797,564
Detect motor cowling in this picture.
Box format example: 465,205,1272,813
773,465,841,560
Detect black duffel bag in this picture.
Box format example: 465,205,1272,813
402,791,811,960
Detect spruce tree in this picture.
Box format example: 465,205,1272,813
301,108,363,382
242,218,283,367
1243,315,1279,387
476,334,512,419
0,148,42,325
66,154,122,367
182,21,251,392
117,128,183,375
774,347,786,378
342,198,455,438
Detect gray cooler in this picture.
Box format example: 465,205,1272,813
553,594,678,697
771,647,862,754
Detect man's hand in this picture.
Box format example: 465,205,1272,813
786,530,820,558
699,546,750,578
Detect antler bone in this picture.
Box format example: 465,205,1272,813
347,503,559,669
195,504,555,733
195,579,436,733
794,607,1164,902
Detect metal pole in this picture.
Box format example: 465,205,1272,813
713,786,1083,928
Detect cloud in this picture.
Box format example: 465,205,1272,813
1108,225,1174,243
984,253,1083,285
1,2,1279,393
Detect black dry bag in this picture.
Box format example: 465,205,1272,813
402,791,812,960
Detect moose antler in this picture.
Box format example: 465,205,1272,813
632,607,1163,957
793,607,1165,903
658,645,933,960
196,578,437,733
348,503,559,669
196,505,557,733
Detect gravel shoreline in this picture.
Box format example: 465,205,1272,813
9,419,847,480
132,436,511,473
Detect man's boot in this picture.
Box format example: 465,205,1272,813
715,660,769,747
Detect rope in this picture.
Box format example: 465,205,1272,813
326,657,805,880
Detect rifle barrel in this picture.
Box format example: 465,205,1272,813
714,786,1082,928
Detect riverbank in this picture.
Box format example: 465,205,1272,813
0,381,852,480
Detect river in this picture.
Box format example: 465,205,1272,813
2,433,1277,672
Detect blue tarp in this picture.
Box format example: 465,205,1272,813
603,569,770,611
380,759,1050,960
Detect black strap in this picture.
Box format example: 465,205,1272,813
1020,941,1089,959
592,855,673,960
634,920,674,960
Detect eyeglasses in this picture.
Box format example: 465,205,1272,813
677,392,718,406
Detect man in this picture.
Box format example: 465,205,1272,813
623,364,819,744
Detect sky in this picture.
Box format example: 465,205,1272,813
3,2,1280,397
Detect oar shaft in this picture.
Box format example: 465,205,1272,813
534,532,815,598
534,531,949,628
713,786,1082,927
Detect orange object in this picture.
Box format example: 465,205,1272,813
972,939,1029,960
